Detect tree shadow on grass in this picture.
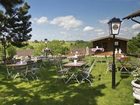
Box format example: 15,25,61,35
0,80,34,105
27,83,106,105
0,62,106,105
27,67,106,105
0,80,106,105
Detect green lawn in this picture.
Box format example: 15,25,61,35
0,57,134,105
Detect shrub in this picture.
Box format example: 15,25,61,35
7,46,16,58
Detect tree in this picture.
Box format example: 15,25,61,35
0,0,23,12
128,33,140,56
0,1,32,63
48,40,69,55
10,2,32,47
70,40,92,49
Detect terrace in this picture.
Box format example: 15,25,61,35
0,1,140,105
0,56,134,105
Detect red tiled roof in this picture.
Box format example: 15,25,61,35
16,49,33,56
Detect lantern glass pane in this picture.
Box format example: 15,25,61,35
111,23,121,35
108,23,112,35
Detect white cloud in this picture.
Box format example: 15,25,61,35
97,32,105,35
83,26,94,32
60,31,67,35
132,23,140,30
121,27,129,32
94,29,103,32
133,31,140,35
36,17,48,24
32,17,48,25
99,19,109,24
50,15,82,30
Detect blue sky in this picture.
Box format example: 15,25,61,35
27,0,140,41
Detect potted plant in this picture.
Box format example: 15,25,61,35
131,67,140,101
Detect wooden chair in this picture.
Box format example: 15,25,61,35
57,63,70,83
6,64,28,80
26,60,42,80
106,61,112,73
80,60,96,86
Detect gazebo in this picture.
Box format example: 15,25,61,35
91,36,128,54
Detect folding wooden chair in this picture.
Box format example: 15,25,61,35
57,63,70,83
26,60,42,80
80,60,96,86
6,64,28,80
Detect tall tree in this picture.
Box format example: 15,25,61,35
128,33,140,56
0,0,23,12
10,2,32,47
0,0,32,63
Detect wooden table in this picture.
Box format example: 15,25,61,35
7,63,27,67
64,61,85,67
6,63,28,79
63,61,85,84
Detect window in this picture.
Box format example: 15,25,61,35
115,41,119,46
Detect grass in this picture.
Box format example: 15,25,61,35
0,56,134,105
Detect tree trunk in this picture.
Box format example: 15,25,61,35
3,43,7,64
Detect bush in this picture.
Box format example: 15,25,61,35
47,40,69,55
7,45,16,58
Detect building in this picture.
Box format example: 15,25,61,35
92,36,129,54
16,49,34,57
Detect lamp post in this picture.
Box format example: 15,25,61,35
44,38,48,57
108,17,122,89
44,38,48,45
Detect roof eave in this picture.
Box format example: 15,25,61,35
91,36,129,42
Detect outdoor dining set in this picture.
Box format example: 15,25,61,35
5,52,97,86
56,56,96,86
4,52,138,87
6,57,43,81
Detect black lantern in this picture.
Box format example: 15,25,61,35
108,17,122,89
44,38,48,44
108,17,122,35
